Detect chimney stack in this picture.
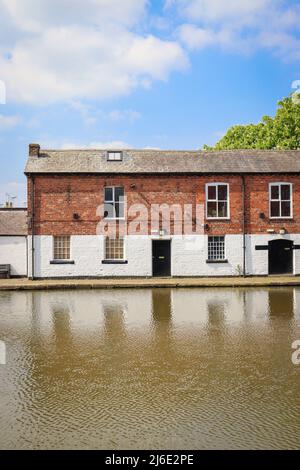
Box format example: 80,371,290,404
29,143,40,157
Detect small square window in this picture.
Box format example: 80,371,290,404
53,236,70,260
107,151,123,161
105,237,124,260
208,236,225,261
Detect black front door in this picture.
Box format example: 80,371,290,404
152,240,171,277
269,239,293,275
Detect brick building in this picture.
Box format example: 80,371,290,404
25,143,300,279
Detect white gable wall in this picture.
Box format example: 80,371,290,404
0,237,27,276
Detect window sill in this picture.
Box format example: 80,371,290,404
206,218,230,221
269,217,293,220
206,259,228,264
50,260,75,265
103,218,126,221
102,260,128,264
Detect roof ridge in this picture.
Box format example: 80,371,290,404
40,148,300,153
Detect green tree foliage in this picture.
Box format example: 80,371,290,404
204,94,300,150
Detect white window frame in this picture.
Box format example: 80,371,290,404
104,186,125,220
53,236,71,260
107,151,123,161
269,182,293,219
104,237,125,261
206,183,230,220
207,235,226,261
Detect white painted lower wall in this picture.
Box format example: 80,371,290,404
27,233,300,278
172,234,244,276
28,235,152,278
0,236,27,276
245,233,300,275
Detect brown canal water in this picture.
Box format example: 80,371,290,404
0,287,300,450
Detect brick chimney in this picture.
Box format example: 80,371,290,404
29,143,40,157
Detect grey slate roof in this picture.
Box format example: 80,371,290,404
25,148,300,174
0,209,28,236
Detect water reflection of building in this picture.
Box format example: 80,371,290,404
103,302,127,340
52,304,73,351
151,289,173,351
207,300,226,325
152,289,172,323
268,289,294,317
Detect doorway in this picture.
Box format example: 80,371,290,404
268,239,293,275
152,240,171,277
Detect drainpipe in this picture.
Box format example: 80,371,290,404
31,175,35,280
242,175,246,277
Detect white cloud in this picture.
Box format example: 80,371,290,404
108,109,141,123
175,0,273,23
69,101,99,126
59,141,131,150
68,101,141,125
173,0,300,59
1,0,147,31
178,24,218,50
0,0,187,104
0,114,20,129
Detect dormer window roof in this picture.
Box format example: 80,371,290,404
107,151,123,161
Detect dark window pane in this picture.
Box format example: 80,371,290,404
104,187,113,201
115,187,124,202
207,201,217,217
270,201,280,217
115,202,124,218
281,201,291,217
281,184,290,200
104,203,115,218
271,185,279,200
218,185,228,201
207,186,216,200
218,201,228,218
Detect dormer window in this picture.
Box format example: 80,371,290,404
107,151,123,161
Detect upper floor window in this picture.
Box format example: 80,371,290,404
107,151,123,161
104,186,125,219
269,183,292,218
53,236,70,260
206,183,229,219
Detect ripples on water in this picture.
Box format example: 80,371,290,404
0,287,300,450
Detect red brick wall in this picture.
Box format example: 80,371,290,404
244,174,300,234
27,174,300,236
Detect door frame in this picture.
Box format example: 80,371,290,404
268,238,294,275
152,239,172,277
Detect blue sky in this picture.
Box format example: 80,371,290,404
0,0,300,206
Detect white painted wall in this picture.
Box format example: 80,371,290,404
28,235,152,278
172,234,244,276
0,236,27,276
28,233,300,278
245,234,300,275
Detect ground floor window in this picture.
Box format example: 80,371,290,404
53,236,71,260
105,237,124,260
208,236,225,261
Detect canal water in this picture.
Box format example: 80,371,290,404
0,287,300,450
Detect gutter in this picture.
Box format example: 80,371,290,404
242,175,246,277
31,175,35,280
